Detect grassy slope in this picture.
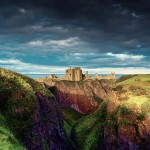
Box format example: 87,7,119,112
71,75,150,150
72,103,107,150
0,114,25,150
0,68,53,149
116,74,150,113
61,107,85,136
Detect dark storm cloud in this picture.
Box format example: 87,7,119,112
0,0,150,55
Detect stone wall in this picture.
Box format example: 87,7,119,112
62,67,82,81
93,73,116,80
45,67,116,81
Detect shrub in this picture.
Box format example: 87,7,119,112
120,105,131,116
120,119,128,126
129,86,147,96
136,113,146,121
135,79,141,82
113,85,123,91
118,96,129,101
117,89,127,94
141,102,150,114
117,75,137,83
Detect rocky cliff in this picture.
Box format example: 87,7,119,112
0,68,69,150
71,75,150,150
38,75,150,150
42,79,116,114
1,68,150,150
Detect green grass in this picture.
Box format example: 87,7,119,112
0,114,25,150
61,107,85,137
118,75,150,85
72,103,107,150
64,74,150,149
117,75,138,83
61,107,85,126
0,68,54,149
127,96,148,106
64,121,72,136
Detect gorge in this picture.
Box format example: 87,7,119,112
0,68,150,150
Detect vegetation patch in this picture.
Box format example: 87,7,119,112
93,93,103,104
0,114,25,149
106,108,119,134
120,105,131,116
141,101,150,114
129,86,147,96
61,107,85,126
0,68,53,149
136,112,146,121
117,75,137,83
118,96,129,101
72,103,107,150
113,85,123,91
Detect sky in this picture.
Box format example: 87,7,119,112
0,0,150,74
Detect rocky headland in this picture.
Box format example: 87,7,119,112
37,75,150,150
0,68,69,150
0,68,150,150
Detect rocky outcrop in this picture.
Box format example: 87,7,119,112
0,68,69,150
71,75,150,150
44,79,116,114
24,93,69,150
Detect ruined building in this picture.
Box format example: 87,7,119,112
93,72,116,80
48,67,116,81
64,67,82,81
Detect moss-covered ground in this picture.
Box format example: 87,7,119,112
0,68,53,149
70,75,150,150
0,114,25,150
1,68,149,149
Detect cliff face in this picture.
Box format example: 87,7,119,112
25,93,68,150
46,79,116,114
71,75,150,150
39,75,150,150
0,68,68,150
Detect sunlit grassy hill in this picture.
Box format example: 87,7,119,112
115,74,150,113
1,68,149,150
71,74,150,150
0,68,53,149
0,68,69,150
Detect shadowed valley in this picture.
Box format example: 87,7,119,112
0,68,150,150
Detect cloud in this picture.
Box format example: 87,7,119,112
0,59,150,75
106,52,145,61
82,67,150,74
0,59,66,74
131,12,139,18
29,40,43,46
29,37,80,47
69,53,97,56
18,8,26,14
48,37,79,47
0,0,149,72
0,59,21,65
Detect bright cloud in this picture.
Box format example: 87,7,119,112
18,8,26,14
106,52,145,61
0,59,21,65
29,37,80,47
82,67,150,74
69,53,97,56
0,59,150,75
0,59,66,74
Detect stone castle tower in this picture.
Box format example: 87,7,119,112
65,67,82,81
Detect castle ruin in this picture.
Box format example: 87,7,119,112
48,67,116,81
63,67,82,81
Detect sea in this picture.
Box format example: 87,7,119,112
24,74,124,79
